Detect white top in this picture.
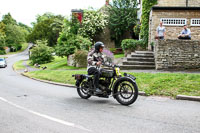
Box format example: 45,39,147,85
156,26,166,37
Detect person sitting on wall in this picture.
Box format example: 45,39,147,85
178,25,191,40
155,21,166,40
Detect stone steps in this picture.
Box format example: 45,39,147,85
120,51,155,70
120,65,155,70
131,53,154,58
123,60,155,65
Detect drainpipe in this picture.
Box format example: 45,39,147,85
186,0,188,7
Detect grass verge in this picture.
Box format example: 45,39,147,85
39,56,82,70
13,60,26,70
24,70,200,98
114,54,125,59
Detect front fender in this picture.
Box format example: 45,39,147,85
112,76,136,98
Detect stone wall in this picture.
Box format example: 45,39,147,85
155,0,200,7
156,0,187,7
149,9,200,49
188,0,200,7
155,39,200,70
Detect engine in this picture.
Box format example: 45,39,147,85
99,79,110,90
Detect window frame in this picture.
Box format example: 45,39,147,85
160,18,187,26
191,18,200,26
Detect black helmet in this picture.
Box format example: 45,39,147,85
95,42,105,52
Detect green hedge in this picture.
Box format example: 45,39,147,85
121,39,145,52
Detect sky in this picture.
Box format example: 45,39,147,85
0,0,106,26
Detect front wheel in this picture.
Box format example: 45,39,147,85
115,79,138,106
77,81,91,99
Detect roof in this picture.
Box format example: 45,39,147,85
152,6,200,10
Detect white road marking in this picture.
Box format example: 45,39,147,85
0,97,92,132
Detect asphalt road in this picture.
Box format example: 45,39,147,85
0,48,200,133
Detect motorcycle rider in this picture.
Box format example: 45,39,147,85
87,42,105,94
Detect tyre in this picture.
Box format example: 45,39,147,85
77,81,91,99
115,79,138,106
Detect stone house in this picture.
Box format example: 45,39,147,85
149,0,200,50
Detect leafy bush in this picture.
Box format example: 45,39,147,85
73,50,88,67
75,35,92,50
55,35,92,58
121,39,145,52
78,10,108,41
30,40,54,64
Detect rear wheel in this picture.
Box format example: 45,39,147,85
115,79,138,106
77,81,91,99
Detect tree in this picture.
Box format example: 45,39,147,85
0,32,6,54
30,40,54,64
108,0,138,47
55,34,92,58
5,24,26,50
18,22,32,33
1,13,17,25
27,13,64,47
55,17,92,58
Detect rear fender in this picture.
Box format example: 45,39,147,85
72,74,86,87
112,76,136,98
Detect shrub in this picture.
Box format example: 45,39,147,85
78,10,108,41
30,40,54,64
55,35,92,58
74,35,92,51
73,50,88,67
121,39,146,52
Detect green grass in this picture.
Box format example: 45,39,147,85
39,56,85,70
25,70,87,85
24,70,200,97
7,43,29,55
13,60,26,70
114,53,125,58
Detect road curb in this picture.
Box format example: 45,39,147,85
13,64,199,102
13,65,146,96
21,73,146,95
21,73,76,88
176,95,200,102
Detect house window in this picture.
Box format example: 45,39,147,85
160,18,187,26
191,19,200,26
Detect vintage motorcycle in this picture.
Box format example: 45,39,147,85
72,64,138,106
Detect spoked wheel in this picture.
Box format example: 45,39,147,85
77,81,91,99
115,79,138,106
